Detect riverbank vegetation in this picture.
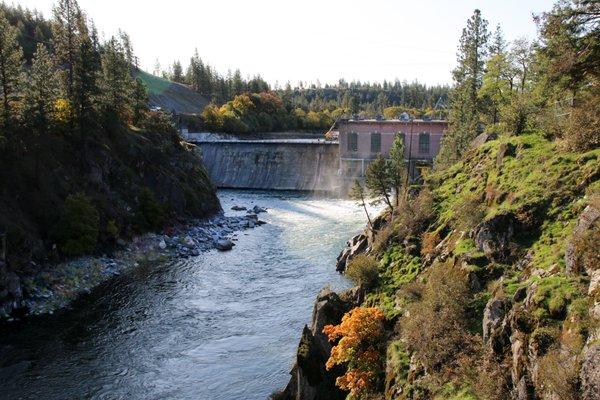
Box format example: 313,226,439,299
316,1,599,399
0,0,219,271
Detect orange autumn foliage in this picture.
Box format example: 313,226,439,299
323,307,385,399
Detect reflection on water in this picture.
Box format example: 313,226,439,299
0,190,376,400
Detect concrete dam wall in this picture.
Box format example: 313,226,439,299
194,139,341,191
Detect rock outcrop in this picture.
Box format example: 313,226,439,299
581,342,600,400
473,213,516,263
280,286,363,400
335,233,369,272
565,205,599,275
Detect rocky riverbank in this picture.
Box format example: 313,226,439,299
0,208,267,322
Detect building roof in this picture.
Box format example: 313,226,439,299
341,119,447,124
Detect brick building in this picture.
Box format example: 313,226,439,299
337,118,447,181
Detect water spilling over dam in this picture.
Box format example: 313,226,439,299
192,137,341,192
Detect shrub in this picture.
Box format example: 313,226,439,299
401,262,475,372
106,219,119,240
133,187,166,233
451,194,485,231
52,193,99,256
573,223,600,274
420,231,441,257
473,354,511,400
537,345,582,400
324,307,386,399
346,254,379,290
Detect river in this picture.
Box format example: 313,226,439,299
0,190,374,400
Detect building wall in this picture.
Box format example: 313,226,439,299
338,120,446,161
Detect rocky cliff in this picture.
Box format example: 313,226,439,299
280,133,600,400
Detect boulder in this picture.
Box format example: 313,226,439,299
249,205,267,214
158,239,167,250
471,131,498,149
231,205,247,211
215,239,234,251
565,205,600,275
473,214,516,263
182,235,196,248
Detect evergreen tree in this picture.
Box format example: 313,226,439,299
388,133,406,205
350,179,372,228
131,78,148,125
52,0,83,102
437,9,489,168
23,44,60,180
99,36,134,124
24,43,59,134
365,155,393,212
0,9,24,129
232,69,244,96
171,60,184,83
73,16,100,139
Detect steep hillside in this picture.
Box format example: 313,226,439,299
135,69,210,114
0,120,220,269
282,132,600,400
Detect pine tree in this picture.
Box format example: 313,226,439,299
171,60,184,83
52,0,83,102
131,78,148,125
99,36,134,126
388,133,406,205
0,8,24,129
365,155,393,212
350,179,372,228
232,69,244,96
437,9,489,168
23,43,59,181
73,17,100,137
24,43,59,134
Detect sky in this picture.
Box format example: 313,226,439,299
13,0,556,86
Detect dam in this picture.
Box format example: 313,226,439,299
190,135,341,192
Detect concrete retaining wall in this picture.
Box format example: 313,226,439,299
195,141,340,191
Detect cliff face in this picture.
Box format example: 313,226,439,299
283,133,600,400
197,142,340,191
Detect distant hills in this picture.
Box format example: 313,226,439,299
134,69,210,115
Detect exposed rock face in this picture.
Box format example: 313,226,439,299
581,342,600,400
281,287,363,400
565,205,600,275
336,234,369,272
471,131,498,149
473,214,516,263
482,296,510,352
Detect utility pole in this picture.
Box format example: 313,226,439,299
405,117,414,189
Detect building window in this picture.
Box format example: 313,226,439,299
348,132,358,152
419,133,430,154
370,132,381,153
